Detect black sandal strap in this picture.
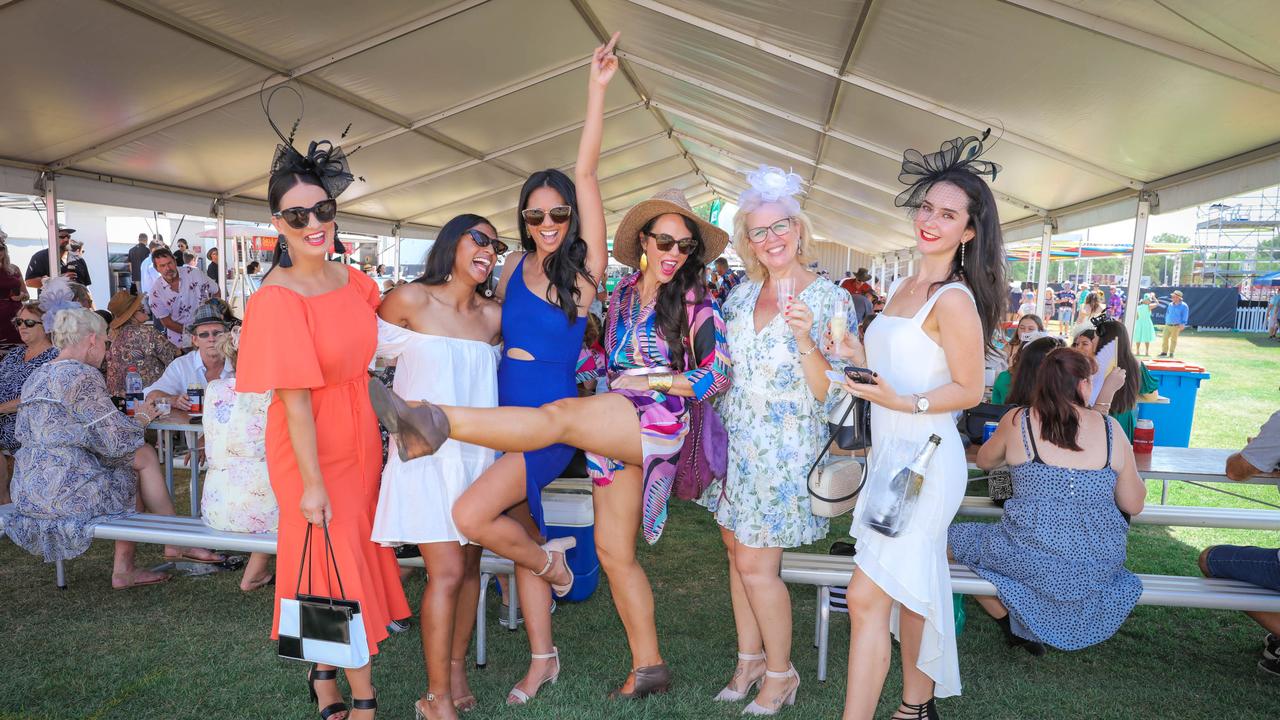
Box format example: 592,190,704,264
892,699,937,720
311,668,340,681
319,701,349,720
352,696,377,710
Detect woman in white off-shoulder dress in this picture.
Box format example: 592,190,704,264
370,214,503,719
831,133,1008,720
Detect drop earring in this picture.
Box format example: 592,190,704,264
960,241,967,266
279,239,293,268
639,253,649,272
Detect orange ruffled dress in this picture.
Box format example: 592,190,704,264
237,265,409,655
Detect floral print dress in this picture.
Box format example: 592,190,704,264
0,345,59,452
3,360,145,561
587,272,731,544
700,278,852,548
200,378,277,534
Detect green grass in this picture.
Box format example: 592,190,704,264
2,331,1278,719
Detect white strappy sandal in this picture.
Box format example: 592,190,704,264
742,664,799,716
505,647,561,705
714,651,767,701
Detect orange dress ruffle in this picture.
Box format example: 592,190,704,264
237,265,409,655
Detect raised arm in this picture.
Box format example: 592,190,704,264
575,31,620,285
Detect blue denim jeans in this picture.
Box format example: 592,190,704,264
1205,545,1280,591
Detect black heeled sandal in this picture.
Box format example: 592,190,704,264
892,698,939,720
351,688,377,718
307,666,348,720
995,614,1047,657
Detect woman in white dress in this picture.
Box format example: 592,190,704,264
831,133,1007,720
201,328,277,592
371,214,503,720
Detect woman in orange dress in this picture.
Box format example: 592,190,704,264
237,132,408,720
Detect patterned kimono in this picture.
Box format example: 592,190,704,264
587,272,731,543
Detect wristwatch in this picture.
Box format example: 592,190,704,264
911,393,929,415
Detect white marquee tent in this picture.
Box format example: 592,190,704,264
2,0,1279,324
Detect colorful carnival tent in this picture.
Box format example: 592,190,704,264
2,0,1279,320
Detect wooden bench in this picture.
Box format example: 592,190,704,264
0,506,517,668
781,551,1280,682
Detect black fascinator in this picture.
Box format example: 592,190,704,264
895,128,1002,208
262,86,357,253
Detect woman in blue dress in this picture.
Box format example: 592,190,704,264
373,33,619,710
949,347,1147,655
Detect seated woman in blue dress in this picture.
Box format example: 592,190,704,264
949,347,1146,655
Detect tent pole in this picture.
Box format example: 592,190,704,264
1036,219,1054,318
215,199,227,299
392,224,402,282
1123,191,1156,333
41,172,59,285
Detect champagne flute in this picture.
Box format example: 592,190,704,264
829,294,850,346
775,277,795,314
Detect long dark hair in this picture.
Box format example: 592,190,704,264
1031,348,1095,452
517,169,592,322
1094,319,1141,413
414,213,495,298
642,214,708,371
917,170,1007,355
1007,336,1064,406
265,172,330,276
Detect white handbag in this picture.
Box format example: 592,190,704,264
278,523,371,669
806,395,868,518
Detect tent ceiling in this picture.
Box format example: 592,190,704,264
2,0,1278,254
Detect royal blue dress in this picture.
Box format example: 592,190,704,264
500,254,586,533
948,409,1141,651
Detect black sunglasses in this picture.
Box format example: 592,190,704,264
644,231,697,255
521,205,572,226
12,318,41,329
466,229,508,256
273,199,337,230
194,329,227,339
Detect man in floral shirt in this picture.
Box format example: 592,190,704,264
147,247,219,348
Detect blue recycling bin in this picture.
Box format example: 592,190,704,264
1137,368,1211,447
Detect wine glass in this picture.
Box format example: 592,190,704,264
775,277,795,314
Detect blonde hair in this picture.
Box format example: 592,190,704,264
51,307,106,349
214,329,239,369
731,194,816,282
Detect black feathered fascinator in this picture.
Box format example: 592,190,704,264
895,128,1002,209
262,86,359,253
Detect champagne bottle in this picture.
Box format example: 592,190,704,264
867,434,942,538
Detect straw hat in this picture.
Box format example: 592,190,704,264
1171,289,1184,298
107,289,144,331
612,188,729,269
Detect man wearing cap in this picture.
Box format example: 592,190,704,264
148,247,219,348
24,227,91,289
1158,290,1190,357
127,233,151,290
142,300,236,410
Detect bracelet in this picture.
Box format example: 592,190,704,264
647,373,673,393
135,411,153,425
798,341,818,356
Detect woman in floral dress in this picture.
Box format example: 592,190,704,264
201,329,276,591
700,167,851,714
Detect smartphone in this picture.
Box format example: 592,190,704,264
844,366,877,384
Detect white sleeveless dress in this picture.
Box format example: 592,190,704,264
371,319,500,546
850,280,973,698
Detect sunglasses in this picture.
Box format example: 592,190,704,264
747,217,796,244
521,205,572,226
466,229,508,256
57,234,71,240
12,318,40,329
194,329,227,340
644,232,697,255
273,199,337,229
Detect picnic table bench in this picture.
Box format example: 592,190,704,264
782,552,1280,682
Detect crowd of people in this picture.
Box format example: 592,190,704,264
1,31,1279,720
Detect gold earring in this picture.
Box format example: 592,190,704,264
639,253,649,272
